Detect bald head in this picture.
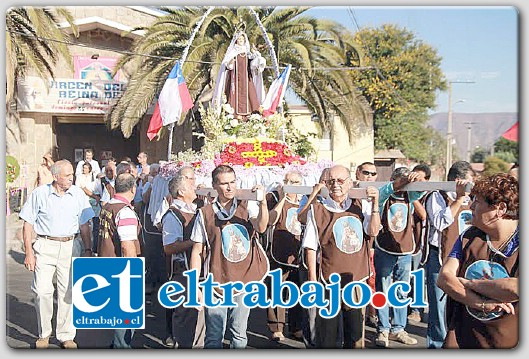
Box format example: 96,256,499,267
327,165,352,202
329,165,350,179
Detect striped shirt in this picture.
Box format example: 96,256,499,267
109,194,139,242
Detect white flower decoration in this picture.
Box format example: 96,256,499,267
223,104,234,114
230,119,239,127
249,113,261,122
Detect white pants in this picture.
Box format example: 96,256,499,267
31,237,81,342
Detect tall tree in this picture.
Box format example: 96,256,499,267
108,6,368,139
350,24,446,163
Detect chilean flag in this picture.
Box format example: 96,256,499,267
262,65,291,117
147,62,193,141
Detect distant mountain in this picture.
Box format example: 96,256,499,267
428,113,518,159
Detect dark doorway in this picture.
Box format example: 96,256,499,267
55,121,139,169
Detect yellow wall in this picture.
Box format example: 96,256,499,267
288,105,374,174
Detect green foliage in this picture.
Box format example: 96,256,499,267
494,151,517,164
6,156,20,183
471,146,489,163
283,120,316,159
493,137,518,162
350,24,446,162
374,111,445,165
483,156,511,178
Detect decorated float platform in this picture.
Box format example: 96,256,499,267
148,134,333,226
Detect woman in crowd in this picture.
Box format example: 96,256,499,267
437,173,518,348
36,153,54,187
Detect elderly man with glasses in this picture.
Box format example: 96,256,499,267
301,164,380,348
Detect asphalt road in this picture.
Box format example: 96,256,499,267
5,216,427,350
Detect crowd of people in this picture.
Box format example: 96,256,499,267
19,151,519,349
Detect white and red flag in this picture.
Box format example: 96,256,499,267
147,62,193,140
262,64,291,117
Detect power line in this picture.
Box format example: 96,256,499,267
8,29,375,72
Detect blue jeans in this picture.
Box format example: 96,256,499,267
409,251,424,315
374,248,412,334
204,294,251,349
425,246,447,348
111,329,135,349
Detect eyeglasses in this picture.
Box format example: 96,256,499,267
326,178,350,185
361,170,377,177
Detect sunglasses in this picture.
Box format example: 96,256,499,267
326,178,350,185
361,170,377,177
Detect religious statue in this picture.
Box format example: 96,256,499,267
212,30,266,120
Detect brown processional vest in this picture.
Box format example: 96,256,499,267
444,226,519,349
201,200,269,298
162,206,198,276
420,191,473,265
98,201,141,257
376,192,415,255
267,192,302,268
312,200,370,287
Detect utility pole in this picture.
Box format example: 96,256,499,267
445,80,475,177
464,122,476,162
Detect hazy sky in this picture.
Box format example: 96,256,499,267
297,6,518,114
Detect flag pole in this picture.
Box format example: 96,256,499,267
165,6,215,160
167,123,175,160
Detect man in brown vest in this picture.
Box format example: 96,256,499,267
374,167,424,348
420,161,475,348
265,170,304,341
162,174,205,348
302,164,381,348
189,165,269,348
97,172,141,348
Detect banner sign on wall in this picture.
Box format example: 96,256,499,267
17,76,127,114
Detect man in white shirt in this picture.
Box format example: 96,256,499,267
302,165,380,348
189,165,269,349
422,161,475,349
162,175,205,348
92,164,116,207
75,149,100,179
96,172,141,348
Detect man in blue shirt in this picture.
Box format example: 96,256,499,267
20,160,94,349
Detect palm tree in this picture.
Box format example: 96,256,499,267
108,6,369,140
6,6,77,146
6,6,77,102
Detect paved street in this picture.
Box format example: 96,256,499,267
6,214,427,350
